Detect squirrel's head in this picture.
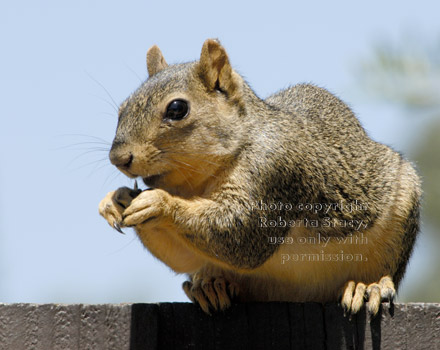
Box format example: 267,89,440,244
109,39,248,194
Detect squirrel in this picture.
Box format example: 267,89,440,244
99,39,421,316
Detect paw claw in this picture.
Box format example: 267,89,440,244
202,278,219,310
366,284,381,316
183,275,238,314
227,281,239,300
340,276,395,317
182,281,196,302
351,283,366,314
379,276,396,302
341,281,355,315
99,186,145,233
113,222,125,234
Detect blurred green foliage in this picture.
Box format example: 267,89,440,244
359,36,440,109
357,35,440,302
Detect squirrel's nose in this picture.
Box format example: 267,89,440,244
109,143,133,170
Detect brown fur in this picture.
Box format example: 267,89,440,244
99,39,421,315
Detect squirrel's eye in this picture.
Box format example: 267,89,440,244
164,99,189,121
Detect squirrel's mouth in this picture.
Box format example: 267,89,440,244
143,174,164,188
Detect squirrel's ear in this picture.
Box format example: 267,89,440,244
146,45,168,77
197,39,239,95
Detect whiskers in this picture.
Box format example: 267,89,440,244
85,71,120,113
57,134,119,185
160,148,223,183
171,152,222,168
163,159,194,191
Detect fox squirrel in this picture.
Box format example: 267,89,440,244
99,39,421,315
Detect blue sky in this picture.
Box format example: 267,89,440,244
1,0,439,303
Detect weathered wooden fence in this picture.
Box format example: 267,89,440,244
0,302,439,349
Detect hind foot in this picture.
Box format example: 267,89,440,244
340,275,395,316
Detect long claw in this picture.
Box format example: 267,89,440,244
134,179,138,191
113,222,125,234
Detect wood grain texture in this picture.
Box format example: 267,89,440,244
0,303,438,349
0,304,131,350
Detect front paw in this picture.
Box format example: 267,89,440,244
122,189,172,227
182,274,239,314
98,186,141,233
